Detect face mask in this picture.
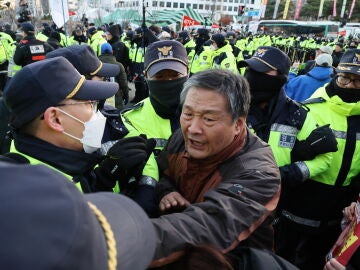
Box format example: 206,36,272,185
195,37,207,46
210,45,216,51
244,69,287,104
132,36,142,43
59,109,107,153
147,76,188,118
326,79,360,103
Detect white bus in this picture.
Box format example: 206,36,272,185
253,20,339,37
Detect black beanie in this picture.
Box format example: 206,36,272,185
211,33,226,47
108,24,120,38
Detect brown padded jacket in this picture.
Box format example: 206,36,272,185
150,129,281,267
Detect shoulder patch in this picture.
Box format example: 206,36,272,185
101,106,121,118
301,97,326,105
121,101,144,114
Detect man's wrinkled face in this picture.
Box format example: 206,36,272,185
180,87,243,159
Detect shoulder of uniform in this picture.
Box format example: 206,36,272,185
101,107,130,137
286,98,308,129
301,97,326,105
101,106,122,117
121,101,144,114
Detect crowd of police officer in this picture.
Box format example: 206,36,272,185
0,19,360,269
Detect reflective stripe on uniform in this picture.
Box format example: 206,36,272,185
154,138,168,148
281,210,321,228
271,123,298,135
295,161,310,181
332,129,347,139
138,176,157,187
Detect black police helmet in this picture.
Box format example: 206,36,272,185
176,31,190,44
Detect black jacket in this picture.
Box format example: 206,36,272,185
13,36,53,67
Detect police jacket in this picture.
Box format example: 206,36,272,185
89,32,106,56
282,85,360,222
0,31,15,64
247,89,333,199
122,98,174,156
13,36,53,67
150,129,281,267
129,43,145,75
212,41,238,74
184,39,196,55
10,132,100,192
102,106,159,186
189,45,214,74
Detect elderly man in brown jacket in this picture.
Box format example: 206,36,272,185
150,69,281,268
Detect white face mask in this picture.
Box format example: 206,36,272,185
59,109,107,153
210,44,216,51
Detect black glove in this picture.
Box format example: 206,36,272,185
94,135,149,190
291,124,338,162
279,163,306,189
120,137,156,192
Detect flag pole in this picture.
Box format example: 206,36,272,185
61,0,68,46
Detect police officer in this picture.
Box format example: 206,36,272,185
189,28,213,75
69,27,88,45
226,31,242,60
238,47,338,269
2,57,152,196
128,26,158,103
35,23,51,42
0,26,14,92
46,45,159,215
210,33,238,74
176,30,196,55
276,49,360,269
87,26,106,56
123,40,189,156
13,22,53,67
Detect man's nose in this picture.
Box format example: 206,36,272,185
187,117,203,134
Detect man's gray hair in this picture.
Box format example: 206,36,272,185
180,69,250,121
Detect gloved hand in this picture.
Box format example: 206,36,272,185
291,124,338,162
120,137,156,192
94,135,155,190
280,163,307,189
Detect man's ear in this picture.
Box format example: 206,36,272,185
42,107,64,132
234,117,246,136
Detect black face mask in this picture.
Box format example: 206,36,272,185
132,36,142,43
326,79,360,103
244,69,287,105
195,37,208,46
147,76,188,119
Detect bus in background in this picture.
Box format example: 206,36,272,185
339,23,360,38
253,20,339,38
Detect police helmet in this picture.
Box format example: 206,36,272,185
196,28,210,40
176,31,190,44
126,30,134,40
226,31,236,40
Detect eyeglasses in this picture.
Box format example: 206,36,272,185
85,74,106,81
56,101,99,113
336,75,360,88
